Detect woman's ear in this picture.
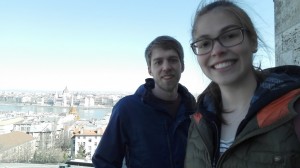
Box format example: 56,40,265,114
253,48,258,53
252,38,258,53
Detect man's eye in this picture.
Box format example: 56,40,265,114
154,61,162,65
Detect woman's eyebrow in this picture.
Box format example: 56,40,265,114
196,24,242,40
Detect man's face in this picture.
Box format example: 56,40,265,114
148,48,183,93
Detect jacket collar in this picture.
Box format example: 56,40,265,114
198,65,300,122
134,78,195,115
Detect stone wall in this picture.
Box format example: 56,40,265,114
274,0,300,66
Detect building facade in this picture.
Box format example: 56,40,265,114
0,131,36,162
274,0,300,66
70,127,103,161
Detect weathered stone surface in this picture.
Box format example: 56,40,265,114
274,0,300,66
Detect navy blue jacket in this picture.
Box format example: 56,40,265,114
92,78,196,168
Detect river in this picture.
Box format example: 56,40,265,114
0,103,112,120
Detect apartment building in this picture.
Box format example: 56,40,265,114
0,117,24,134
70,127,103,161
0,131,36,162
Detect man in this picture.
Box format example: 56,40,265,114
92,36,196,168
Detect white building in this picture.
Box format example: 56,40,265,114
21,96,31,103
36,97,45,105
70,127,103,160
83,97,95,107
0,117,24,134
14,122,55,149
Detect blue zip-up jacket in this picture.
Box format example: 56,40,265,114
92,78,196,168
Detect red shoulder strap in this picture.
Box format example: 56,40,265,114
192,112,202,125
294,96,300,141
257,89,300,128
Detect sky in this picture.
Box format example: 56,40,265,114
0,0,275,94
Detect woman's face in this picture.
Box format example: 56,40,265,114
193,8,257,86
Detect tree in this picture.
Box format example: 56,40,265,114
76,144,89,159
55,129,71,151
31,148,67,163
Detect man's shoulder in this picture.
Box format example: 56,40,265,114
117,94,137,103
178,83,194,96
114,93,142,108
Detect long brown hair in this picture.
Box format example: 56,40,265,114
193,0,267,123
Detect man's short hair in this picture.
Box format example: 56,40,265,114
145,36,184,71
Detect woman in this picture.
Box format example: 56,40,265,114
185,1,300,167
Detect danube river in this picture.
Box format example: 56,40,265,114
0,104,112,120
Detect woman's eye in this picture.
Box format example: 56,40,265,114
222,31,239,40
198,40,211,48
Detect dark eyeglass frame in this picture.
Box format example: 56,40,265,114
190,27,247,56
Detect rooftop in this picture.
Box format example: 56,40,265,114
0,131,34,151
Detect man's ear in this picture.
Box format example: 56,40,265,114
148,66,152,76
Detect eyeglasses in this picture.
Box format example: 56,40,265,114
191,27,247,55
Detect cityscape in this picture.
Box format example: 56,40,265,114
0,86,127,167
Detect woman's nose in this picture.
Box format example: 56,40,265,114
210,40,226,56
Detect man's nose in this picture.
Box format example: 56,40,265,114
162,61,171,70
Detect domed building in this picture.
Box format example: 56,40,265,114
63,86,70,96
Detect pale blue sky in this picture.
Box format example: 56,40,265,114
0,0,275,93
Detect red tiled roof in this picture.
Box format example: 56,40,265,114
0,131,35,151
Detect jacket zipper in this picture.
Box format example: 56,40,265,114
212,121,219,168
165,122,174,168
